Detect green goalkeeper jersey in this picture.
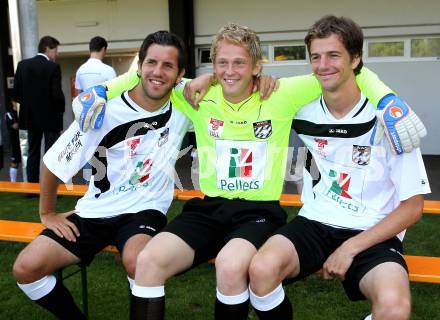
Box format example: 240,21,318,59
105,68,391,200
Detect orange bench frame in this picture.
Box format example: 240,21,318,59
0,181,438,214
1,219,439,283
1,181,439,315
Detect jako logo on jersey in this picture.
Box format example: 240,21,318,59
229,148,252,178
389,106,403,118
127,138,141,158
208,118,224,138
352,145,371,166
328,128,347,135
129,159,153,185
253,120,272,139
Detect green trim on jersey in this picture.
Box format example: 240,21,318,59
105,67,392,200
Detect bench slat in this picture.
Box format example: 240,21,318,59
0,181,88,196
0,220,117,253
0,182,438,214
1,219,438,283
405,255,440,283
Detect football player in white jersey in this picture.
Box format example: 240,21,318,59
12,31,191,319
248,16,431,320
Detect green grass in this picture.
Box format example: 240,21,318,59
0,193,439,319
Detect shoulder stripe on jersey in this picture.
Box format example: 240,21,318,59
292,117,376,138
121,93,138,112
305,149,320,192
91,103,173,197
352,98,369,118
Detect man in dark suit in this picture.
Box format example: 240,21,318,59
13,36,65,183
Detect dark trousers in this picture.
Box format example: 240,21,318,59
8,127,22,164
27,129,60,182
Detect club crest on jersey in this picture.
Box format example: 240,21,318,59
158,128,169,147
352,145,371,166
253,120,272,139
208,118,224,138
127,138,141,158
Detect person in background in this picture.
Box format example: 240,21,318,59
75,36,117,183
4,100,22,181
75,36,116,95
12,35,65,183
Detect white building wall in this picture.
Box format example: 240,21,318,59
36,0,169,126
194,0,440,38
35,0,440,154
194,0,440,154
37,0,169,54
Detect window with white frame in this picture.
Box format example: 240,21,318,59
274,45,306,61
368,41,404,58
197,36,440,67
411,38,440,58
365,36,440,61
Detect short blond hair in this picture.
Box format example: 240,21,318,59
210,22,262,65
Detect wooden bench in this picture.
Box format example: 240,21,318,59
0,219,117,317
1,181,440,315
2,219,439,284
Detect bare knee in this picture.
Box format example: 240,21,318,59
215,254,250,291
249,253,284,295
122,254,137,279
136,248,159,271
373,294,411,320
13,253,46,284
135,247,173,284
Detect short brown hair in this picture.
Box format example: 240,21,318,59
38,36,60,53
210,22,262,66
305,15,364,74
138,31,186,73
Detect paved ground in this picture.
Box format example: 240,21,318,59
1,148,438,200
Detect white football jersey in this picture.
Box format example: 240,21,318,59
44,92,191,218
293,94,430,240
75,58,116,91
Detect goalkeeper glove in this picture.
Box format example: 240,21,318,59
370,94,427,154
72,85,107,132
